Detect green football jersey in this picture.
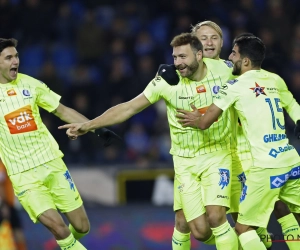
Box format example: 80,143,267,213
214,69,300,168
144,58,234,157
0,74,63,176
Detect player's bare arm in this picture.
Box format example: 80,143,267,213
52,103,90,123
58,93,152,136
176,103,223,129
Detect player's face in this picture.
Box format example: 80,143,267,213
229,44,242,75
0,47,19,83
173,44,201,78
195,25,223,59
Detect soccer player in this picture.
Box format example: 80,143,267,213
0,160,27,250
59,33,239,250
0,38,120,250
176,35,300,250
169,20,245,250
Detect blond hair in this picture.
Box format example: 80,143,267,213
191,21,223,38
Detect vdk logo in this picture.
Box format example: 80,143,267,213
4,105,37,134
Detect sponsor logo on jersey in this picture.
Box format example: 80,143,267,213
217,195,229,199
4,105,37,134
7,89,16,96
197,106,218,121
227,79,238,85
177,183,185,193
155,76,161,81
196,84,206,93
218,168,230,189
268,144,295,158
289,166,300,180
221,84,228,90
250,82,266,97
266,87,279,94
263,134,286,143
270,166,300,189
270,172,290,189
219,90,227,95
178,96,193,100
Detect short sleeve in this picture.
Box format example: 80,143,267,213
143,76,169,104
36,81,61,112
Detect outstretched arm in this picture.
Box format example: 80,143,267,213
58,93,152,136
52,103,90,123
176,104,223,130
53,103,122,145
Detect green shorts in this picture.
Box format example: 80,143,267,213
227,151,244,214
237,163,300,228
173,150,232,222
9,158,83,223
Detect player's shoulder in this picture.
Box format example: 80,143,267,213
204,58,233,68
262,69,283,82
17,73,44,86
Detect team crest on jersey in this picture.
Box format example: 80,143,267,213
22,89,31,97
218,168,230,189
196,84,206,93
227,79,238,85
224,60,233,68
7,89,17,96
250,82,266,97
213,85,220,94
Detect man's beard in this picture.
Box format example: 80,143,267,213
232,60,242,75
177,59,199,78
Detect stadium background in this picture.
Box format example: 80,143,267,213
1,0,300,249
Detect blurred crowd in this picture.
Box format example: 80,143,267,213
2,0,300,166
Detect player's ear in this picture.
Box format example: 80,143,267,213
196,50,203,60
243,57,250,66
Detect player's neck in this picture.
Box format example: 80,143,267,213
192,61,207,82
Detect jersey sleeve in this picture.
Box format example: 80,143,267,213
35,81,61,112
213,80,239,111
276,76,300,123
143,76,168,104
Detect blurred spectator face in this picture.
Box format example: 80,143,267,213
195,25,223,59
0,47,19,83
228,44,242,75
173,44,201,78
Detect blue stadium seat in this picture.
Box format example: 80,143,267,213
19,45,45,77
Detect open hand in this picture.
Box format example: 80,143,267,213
176,104,201,128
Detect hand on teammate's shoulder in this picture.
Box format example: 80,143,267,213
157,64,179,86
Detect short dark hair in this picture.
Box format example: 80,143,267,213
234,35,266,67
232,32,255,46
170,33,203,54
0,38,18,54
